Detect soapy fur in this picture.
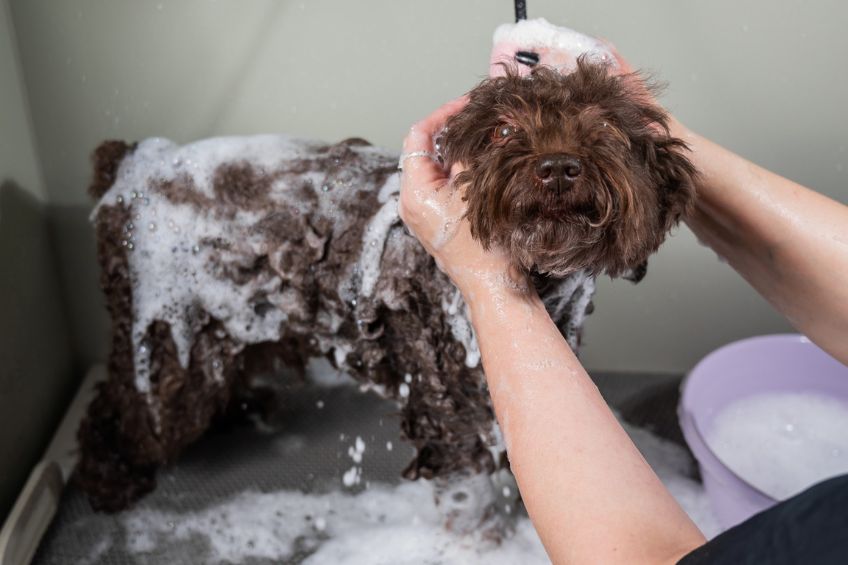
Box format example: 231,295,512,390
77,136,596,523
77,24,694,536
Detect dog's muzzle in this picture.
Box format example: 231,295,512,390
534,153,582,190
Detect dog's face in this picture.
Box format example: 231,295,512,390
442,59,697,278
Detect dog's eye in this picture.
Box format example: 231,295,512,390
494,125,517,140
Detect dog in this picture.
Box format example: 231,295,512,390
441,59,697,279
76,58,696,536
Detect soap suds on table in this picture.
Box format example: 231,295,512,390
119,418,718,564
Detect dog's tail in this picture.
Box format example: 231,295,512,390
88,140,137,200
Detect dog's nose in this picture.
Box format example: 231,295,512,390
535,154,582,187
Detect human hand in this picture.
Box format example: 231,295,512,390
489,19,631,77
398,98,521,297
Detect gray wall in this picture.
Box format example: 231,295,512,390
7,0,848,377
0,0,74,521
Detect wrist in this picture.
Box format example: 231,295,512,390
454,263,538,312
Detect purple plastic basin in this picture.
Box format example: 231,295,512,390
678,334,848,530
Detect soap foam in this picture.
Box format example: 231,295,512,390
490,17,615,77
94,135,332,400
118,418,718,564
706,391,848,500
122,480,548,564
93,135,443,416
493,18,612,58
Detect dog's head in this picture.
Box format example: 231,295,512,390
441,58,697,279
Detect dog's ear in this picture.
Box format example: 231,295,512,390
590,62,698,231
649,136,698,232
442,71,524,170
441,96,496,170
621,260,648,284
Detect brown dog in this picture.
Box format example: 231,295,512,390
442,58,697,279
77,59,695,538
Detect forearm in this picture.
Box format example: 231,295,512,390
672,120,848,364
461,274,704,564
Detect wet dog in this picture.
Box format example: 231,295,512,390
442,58,697,280
77,59,695,537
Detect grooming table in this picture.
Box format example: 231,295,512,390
2,368,690,565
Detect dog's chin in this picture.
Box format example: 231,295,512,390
519,189,605,227
496,215,606,277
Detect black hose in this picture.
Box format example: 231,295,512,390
515,0,527,22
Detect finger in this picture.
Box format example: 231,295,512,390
597,37,633,74
400,96,469,189
402,95,469,154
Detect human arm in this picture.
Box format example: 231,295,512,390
399,101,706,564
593,36,848,362
669,119,848,364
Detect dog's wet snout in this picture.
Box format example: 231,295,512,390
534,153,582,188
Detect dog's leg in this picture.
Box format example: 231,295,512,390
433,469,519,543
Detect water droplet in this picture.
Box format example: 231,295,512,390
131,191,138,199
404,373,413,384
322,184,330,192
139,345,148,354
121,239,128,246
502,486,511,497
148,222,157,231
316,400,325,409
192,244,200,254
127,242,135,250
117,195,124,203
386,441,393,451
399,383,410,398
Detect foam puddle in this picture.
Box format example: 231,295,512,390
706,391,848,500
123,481,547,565
120,420,718,564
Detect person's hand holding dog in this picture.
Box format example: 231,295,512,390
398,41,707,565
399,97,522,297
